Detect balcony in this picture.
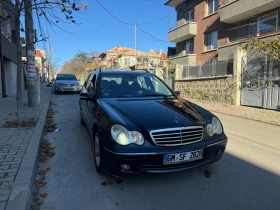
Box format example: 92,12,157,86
220,0,280,23
169,51,196,65
164,0,185,7
168,20,197,43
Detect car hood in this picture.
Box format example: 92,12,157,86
99,97,210,131
55,80,79,84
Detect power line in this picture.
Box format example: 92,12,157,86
85,10,134,47
138,13,175,25
137,26,173,44
95,0,134,26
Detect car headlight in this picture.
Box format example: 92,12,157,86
206,117,223,137
111,124,144,146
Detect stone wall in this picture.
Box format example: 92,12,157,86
175,75,237,105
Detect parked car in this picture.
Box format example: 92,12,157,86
79,70,228,176
53,73,81,94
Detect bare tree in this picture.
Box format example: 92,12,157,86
0,0,88,124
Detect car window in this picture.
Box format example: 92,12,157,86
86,74,94,90
83,74,91,88
88,74,97,93
100,74,173,98
56,74,77,81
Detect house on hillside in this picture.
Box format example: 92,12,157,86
118,48,162,71
0,0,18,97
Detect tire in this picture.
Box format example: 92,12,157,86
94,131,104,174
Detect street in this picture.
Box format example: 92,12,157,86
39,93,280,210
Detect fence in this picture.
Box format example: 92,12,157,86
178,58,234,79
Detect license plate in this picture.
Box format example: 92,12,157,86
163,149,203,165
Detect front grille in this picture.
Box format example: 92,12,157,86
62,84,75,87
150,126,204,146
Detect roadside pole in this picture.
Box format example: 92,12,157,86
24,0,40,107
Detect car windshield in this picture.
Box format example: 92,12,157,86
56,74,77,81
100,74,174,98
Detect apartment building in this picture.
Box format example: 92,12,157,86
165,0,228,65
0,0,18,97
218,0,280,59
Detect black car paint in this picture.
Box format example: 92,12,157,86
79,70,227,176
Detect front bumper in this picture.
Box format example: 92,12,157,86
102,139,227,176
54,85,81,92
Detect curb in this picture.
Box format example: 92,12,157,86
5,94,51,210
208,109,280,127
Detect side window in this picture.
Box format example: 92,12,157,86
84,74,91,88
88,74,97,93
86,74,94,90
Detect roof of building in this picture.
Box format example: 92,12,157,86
156,52,168,59
35,50,42,57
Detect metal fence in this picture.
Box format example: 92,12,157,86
179,58,234,79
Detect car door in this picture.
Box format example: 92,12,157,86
80,73,93,128
85,73,98,136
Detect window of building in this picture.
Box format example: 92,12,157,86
185,39,194,53
249,19,258,36
259,13,277,35
185,9,194,21
125,58,130,66
205,31,218,51
207,0,219,15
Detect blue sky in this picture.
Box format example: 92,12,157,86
34,0,177,69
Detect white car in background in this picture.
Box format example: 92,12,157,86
53,73,81,94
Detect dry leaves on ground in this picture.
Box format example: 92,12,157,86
39,141,56,162
1,118,37,128
40,193,48,198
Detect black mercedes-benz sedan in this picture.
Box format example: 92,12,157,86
79,69,227,176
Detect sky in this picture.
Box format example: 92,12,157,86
33,0,177,69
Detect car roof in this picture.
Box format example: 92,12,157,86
57,73,76,75
96,70,152,75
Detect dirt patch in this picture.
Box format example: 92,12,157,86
1,118,37,128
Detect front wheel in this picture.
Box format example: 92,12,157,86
94,132,104,174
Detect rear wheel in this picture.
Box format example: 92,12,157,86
94,131,104,174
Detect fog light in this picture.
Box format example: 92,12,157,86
121,164,131,170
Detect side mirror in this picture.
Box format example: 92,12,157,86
78,79,80,81
80,92,95,101
175,91,181,96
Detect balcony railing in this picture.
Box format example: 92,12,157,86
169,50,194,59
169,19,195,31
168,19,197,43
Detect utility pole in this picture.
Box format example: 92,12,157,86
15,0,23,123
24,0,40,107
134,23,137,70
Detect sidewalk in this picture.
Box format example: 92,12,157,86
189,99,280,126
0,85,52,210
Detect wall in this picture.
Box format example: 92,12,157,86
175,0,228,63
4,60,17,96
175,76,236,104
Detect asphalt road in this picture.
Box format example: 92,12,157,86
40,93,280,210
